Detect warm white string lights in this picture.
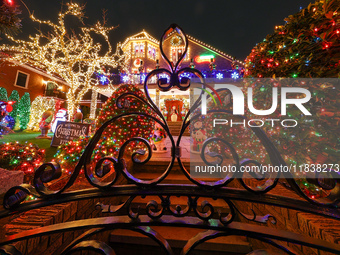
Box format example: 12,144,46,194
1,2,125,119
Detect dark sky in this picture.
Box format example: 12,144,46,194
17,0,313,61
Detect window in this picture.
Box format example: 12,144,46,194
148,46,156,60
171,46,190,63
14,71,29,88
134,43,145,58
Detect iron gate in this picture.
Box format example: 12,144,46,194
0,24,340,255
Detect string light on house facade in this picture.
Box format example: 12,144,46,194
0,2,125,119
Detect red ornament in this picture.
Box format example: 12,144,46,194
6,104,13,112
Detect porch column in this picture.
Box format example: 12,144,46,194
90,90,98,119
189,88,194,108
156,89,160,109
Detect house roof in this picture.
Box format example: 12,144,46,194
120,30,244,65
0,51,69,86
121,30,159,49
187,35,245,66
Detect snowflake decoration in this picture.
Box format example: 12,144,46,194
216,73,223,80
140,74,146,83
99,75,109,85
231,71,240,80
122,75,130,83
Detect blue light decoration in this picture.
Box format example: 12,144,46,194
231,71,240,80
96,72,110,85
122,75,130,83
179,72,191,79
216,73,223,80
140,74,147,83
159,73,170,83
4,115,15,130
100,75,109,85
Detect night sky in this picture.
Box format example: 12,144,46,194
16,0,313,61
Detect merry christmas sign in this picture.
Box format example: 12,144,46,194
51,121,90,147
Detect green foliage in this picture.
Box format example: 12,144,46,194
245,0,340,78
18,92,30,130
0,87,8,102
8,90,19,121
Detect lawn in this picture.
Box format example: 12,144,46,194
0,130,58,162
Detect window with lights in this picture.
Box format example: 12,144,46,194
134,43,145,58
171,46,189,63
148,46,156,60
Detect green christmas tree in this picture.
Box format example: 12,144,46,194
18,92,30,130
201,89,269,164
0,87,8,102
54,84,155,174
244,0,340,199
8,89,19,122
245,0,340,78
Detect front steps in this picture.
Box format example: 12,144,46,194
167,121,190,136
109,148,252,255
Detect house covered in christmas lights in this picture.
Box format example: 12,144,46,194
110,29,244,122
0,29,244,121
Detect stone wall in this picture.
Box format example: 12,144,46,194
0,174,125,255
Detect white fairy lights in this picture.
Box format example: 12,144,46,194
1,3,125,118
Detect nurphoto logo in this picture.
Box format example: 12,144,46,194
199,83,312,128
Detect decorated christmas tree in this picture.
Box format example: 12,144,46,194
96,84,155,147
17,92,30,130
8,89,19,123
243,0,340,199
245,0,340,78
0,87,8,101
54,84,155,174
200,89,269,165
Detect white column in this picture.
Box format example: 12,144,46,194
90,90,98,119
156,89,160,109
189,88,194,108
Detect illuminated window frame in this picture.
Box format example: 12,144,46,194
133,43,145,58
147,45,157,60
170,46,190,63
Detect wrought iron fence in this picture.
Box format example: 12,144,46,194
0,24,340,255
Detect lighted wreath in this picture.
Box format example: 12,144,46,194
170,35,182,46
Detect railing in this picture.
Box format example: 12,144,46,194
0,24,340,255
